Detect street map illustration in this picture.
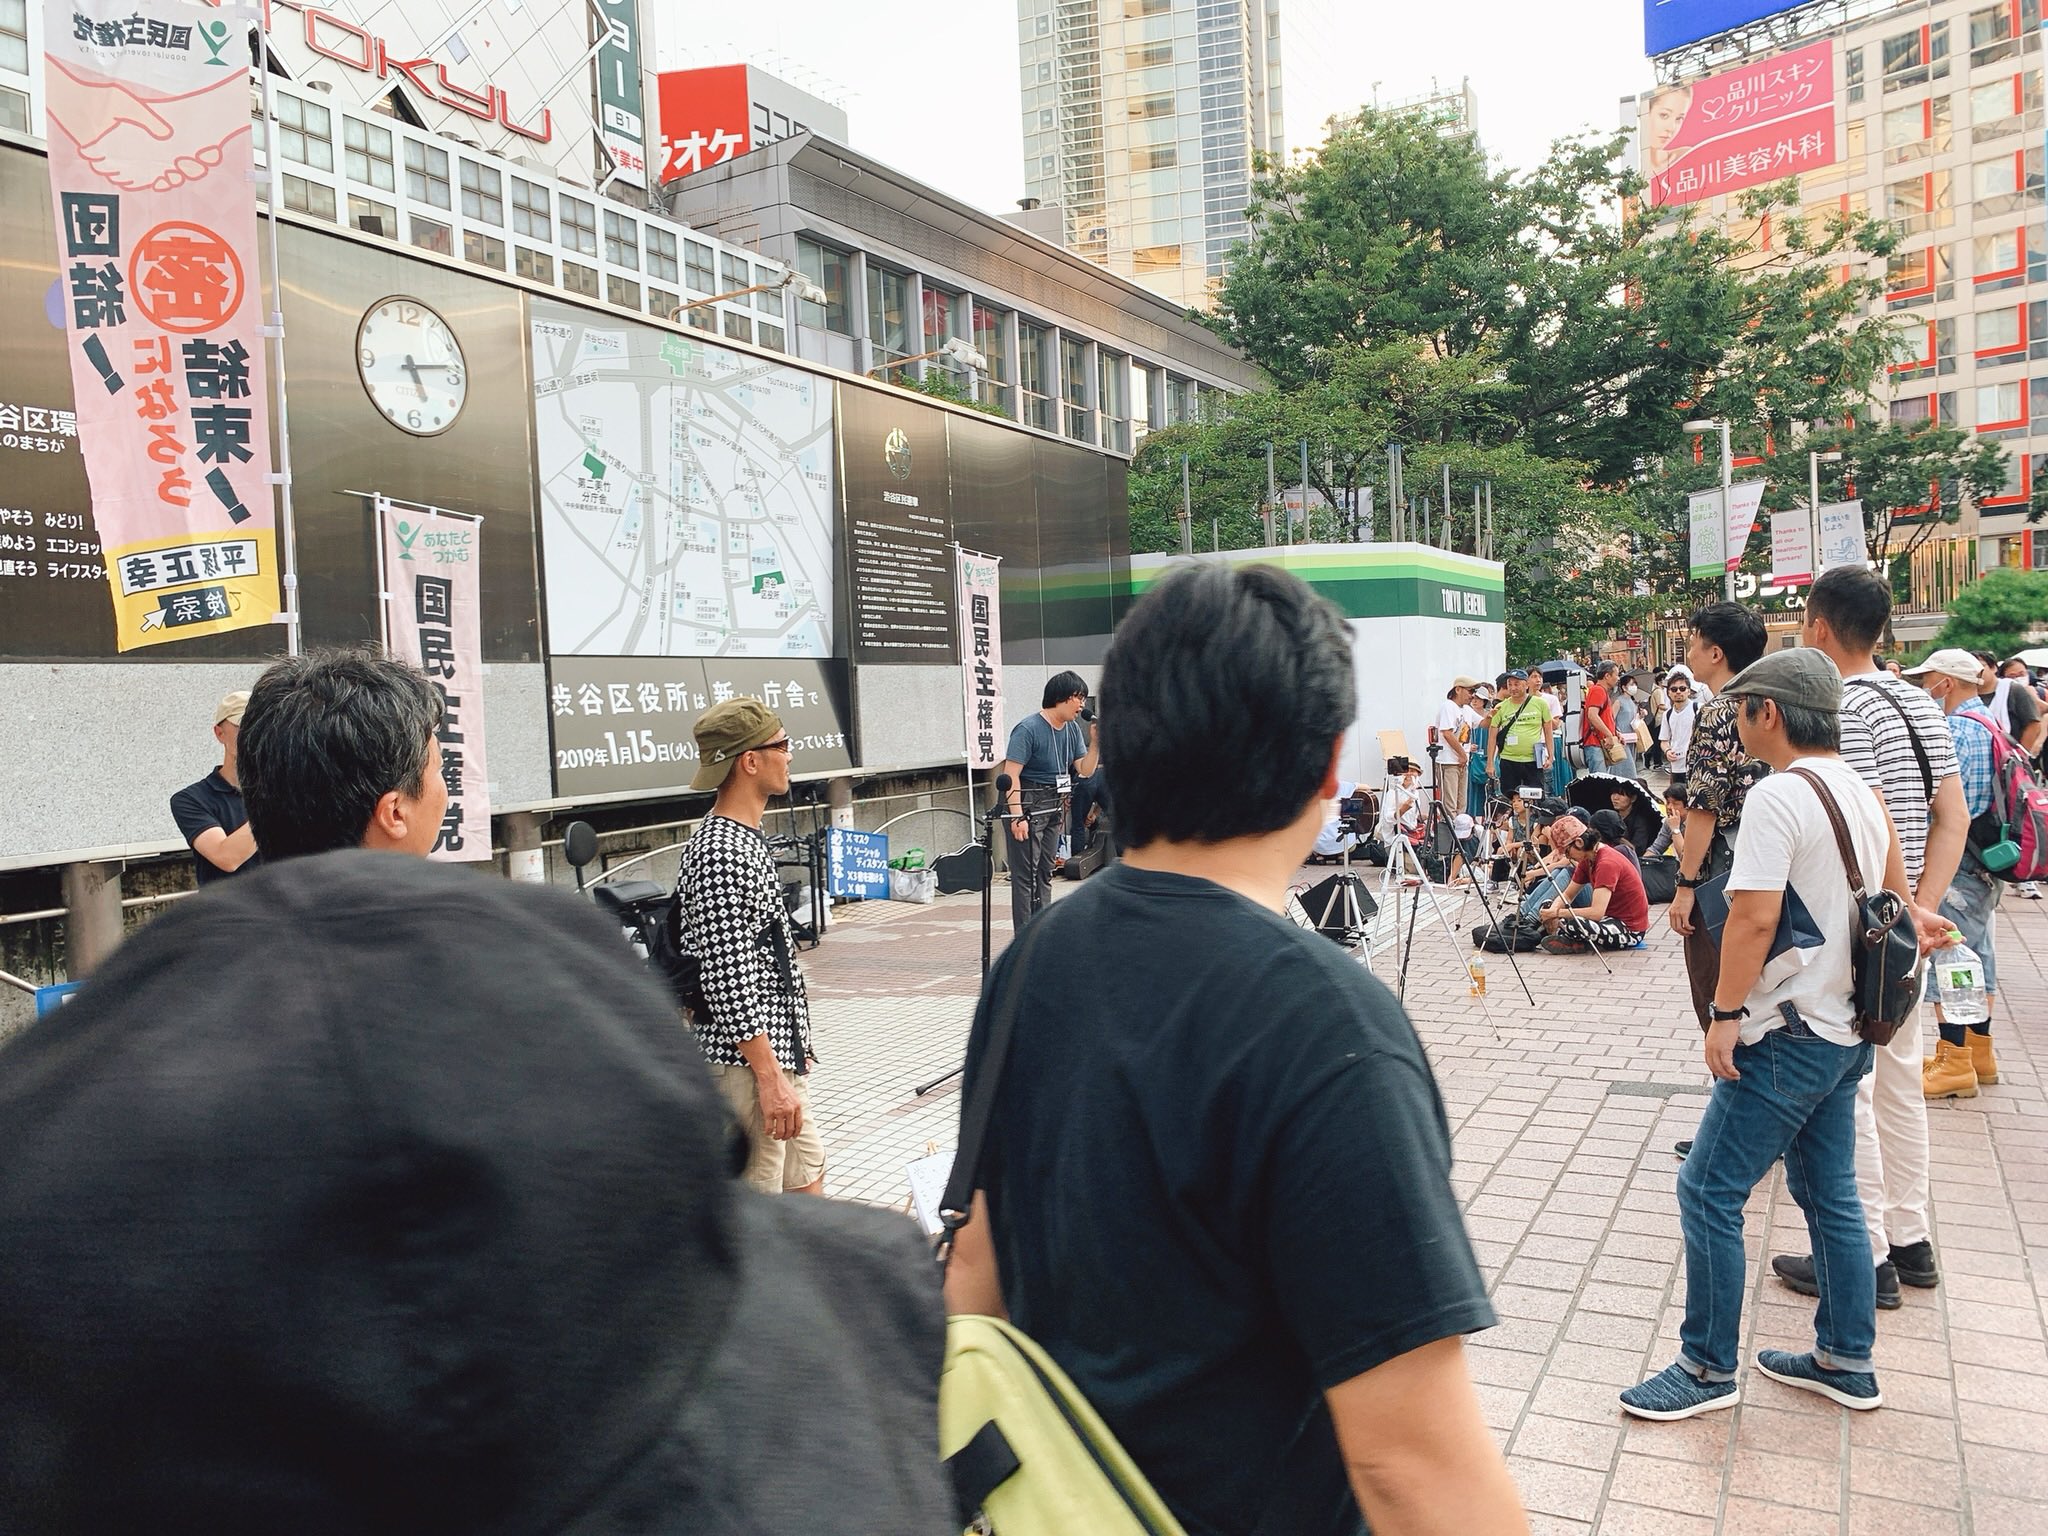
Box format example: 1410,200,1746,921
531,299,836,657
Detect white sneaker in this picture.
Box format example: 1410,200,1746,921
2018,881,2043,900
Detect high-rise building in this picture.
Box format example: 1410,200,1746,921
1017,0,1296,309
1637,0,2048,635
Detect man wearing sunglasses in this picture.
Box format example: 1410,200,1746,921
677,699,824,1196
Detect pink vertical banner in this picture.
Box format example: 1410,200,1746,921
379,499,491,861
42,0,280,650
957,546,1004,770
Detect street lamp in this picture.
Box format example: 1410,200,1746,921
870,334,990,379
1809,450,1843,584
1685,419,1735,601
669,267,827,324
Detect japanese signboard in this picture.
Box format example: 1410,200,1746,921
1641,39,1836,209
547,655,853,798
1817,500,1867,571
655,64,751,183
1769,508,1814,587
958,546,1005,770
826,827,890,900
841,384,956,662
379,498,490,860
43,0,279,651
1644,0,1806,56
593,0,647,189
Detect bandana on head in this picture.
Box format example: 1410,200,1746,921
1545,814,1589,854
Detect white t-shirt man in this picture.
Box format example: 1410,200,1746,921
1725,754,1891,1047
1434,698,1473,763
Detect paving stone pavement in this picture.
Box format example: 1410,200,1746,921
800,873,2048,1536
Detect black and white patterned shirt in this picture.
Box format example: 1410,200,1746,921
676,814,813,1074
1838,670,1960,890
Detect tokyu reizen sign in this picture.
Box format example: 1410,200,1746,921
276,0,553,143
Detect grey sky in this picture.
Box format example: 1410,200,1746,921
655,1,1657,211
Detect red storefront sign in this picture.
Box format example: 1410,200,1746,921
655,64,751,183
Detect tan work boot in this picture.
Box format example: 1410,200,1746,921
1924,1039,1979,1100
1968,1031,1999,1086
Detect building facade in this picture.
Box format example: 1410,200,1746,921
1015,0,1289,308
1640,0,2048,614
667,131,1264,454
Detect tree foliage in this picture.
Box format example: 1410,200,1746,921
889,369,1004,416
1932,568,2048,657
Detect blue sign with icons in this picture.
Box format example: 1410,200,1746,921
34,981,84,1018
1645,0,1807,55
826,827,891,900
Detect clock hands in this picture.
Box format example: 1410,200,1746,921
401,353,426,400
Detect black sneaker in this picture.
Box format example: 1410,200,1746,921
1888,1239,1939,1289
1673,1139,1694,1158
1769,1253,1901,1311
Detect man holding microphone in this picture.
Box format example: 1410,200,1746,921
997,670,1100,931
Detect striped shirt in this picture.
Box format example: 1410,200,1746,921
1837,671,1959,889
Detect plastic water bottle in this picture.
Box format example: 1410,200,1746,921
1935,932,1988,1025
1469,955,1487,997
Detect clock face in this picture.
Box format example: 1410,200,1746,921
356,297,467,436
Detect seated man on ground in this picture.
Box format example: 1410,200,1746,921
1537,814,1650,951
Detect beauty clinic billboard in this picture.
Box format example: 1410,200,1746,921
1644,0,1810,56
1640,38,1836,208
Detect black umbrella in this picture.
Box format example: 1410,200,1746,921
1568,773,1659,853
1534,657,1585,678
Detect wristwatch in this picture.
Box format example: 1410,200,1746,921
1675,873,1705,890
1709,1004,1749,1022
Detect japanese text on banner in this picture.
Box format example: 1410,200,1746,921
957,548,1004,770
43,0,280,650
379,502,491,861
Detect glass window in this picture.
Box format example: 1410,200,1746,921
1971,77,2019,129
797,238,853,334
1975,154,2020,201
757,321,785,353
1977,306,2022,349
1969,2,2018,64
1127,42,1173,67
721,253,750,292
686,305,716,333
1018,320,1053,429
1131,92,1176,119
344,117,396,191
1977,228,2021,273
1882,102,1925,147
463,229,505,270
646,226,678,283
0,0,26,74
1098,350,1130,453
403,140,451,209
282,174,335,221
1846,46,1865,105
648,287,678,321
277,94,334,172
515,246,553,284
867,266,910,361
755,275,781,314
1131,144,1178,171
561,260,598,299
1891,394,1931,424
603,210,639,270
410,214,452,256
0,85,27,133
684,240,715,294
972,302,1012,412
560,195,597,257
722,309,753,344
347,194,396,239
607,274,641,310
922,284,958,349
459,160,502,225
1978,379,2022,423
1062,334,1093,442
511,178,551,240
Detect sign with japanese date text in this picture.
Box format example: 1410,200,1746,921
42,0,279,650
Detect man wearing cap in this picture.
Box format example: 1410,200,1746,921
677,699,824,1196
1486,669,1554,823
1433,677,1481,812
169,690,259,886
1904,649,2007,1099
1622,649,1931,1422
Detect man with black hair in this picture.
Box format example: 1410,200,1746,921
945,565,1523,1536
1666,602,1770,1026
996,670,1099,931
1770,566,1965,1307
235,649,449,861
1487,668,1553,821
1580,661,1623,774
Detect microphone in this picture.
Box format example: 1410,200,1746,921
994,771,1013,798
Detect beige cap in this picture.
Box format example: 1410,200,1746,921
215,690,250,727
1902,648,1986,686
1451,675,1483,690
690,698,786,791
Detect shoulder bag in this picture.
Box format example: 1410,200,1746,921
1845,679,1934,803
1787,767,1920,1048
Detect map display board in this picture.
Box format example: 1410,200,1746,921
531,298,836,659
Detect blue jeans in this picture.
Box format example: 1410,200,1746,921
1677,1018,1876,1380
1519,868,1590,919
1582,744,1608,775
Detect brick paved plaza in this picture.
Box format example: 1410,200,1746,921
804,874,2048,1536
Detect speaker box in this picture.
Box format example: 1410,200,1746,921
1299,871,1379,941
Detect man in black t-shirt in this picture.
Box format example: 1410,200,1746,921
169,690,259,887
945,566,1523,1536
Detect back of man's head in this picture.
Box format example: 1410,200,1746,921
1806,566,1891,656
1101,564,1352,848
239,649,442,860
1687,601,1768,675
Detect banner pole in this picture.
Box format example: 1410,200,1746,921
251,3,302,657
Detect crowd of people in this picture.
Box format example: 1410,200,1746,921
3,554,2043,1532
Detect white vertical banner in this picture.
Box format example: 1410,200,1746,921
1724,479,1767,571
957,546,1005,770
1688,489,1725,579
1770,510,1814,586
1817,500,1867,571
378,498,491,861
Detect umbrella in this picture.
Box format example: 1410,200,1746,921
1533,657,1584,677
2013,647,2048,670
1568,773,1660,853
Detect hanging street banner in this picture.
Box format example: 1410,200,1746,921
379,499,491,861
1770,509,1814,587
1724,479,1767,571
43,0,280,651
1688,488,1724,579
592,0,648,189
958,546,1004,769
1817,500,1867,572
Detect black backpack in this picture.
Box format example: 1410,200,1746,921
593,881,709,1019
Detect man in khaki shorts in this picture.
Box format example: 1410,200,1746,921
676,699,825,1194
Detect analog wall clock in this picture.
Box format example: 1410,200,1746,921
356,297,468,436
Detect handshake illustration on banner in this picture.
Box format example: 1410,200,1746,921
45,59,246,194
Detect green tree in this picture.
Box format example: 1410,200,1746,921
1932,568,2048,656
1816,420,2012,569
888,369,1004,416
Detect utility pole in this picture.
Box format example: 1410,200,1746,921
1179,453,1193,555
1264,441,1277,547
